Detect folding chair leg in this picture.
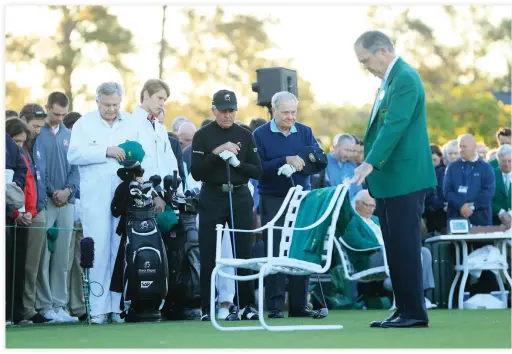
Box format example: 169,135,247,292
209,265,264,332
256,264,344,332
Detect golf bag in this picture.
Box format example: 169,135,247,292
123,205,169,322
111,161,169,322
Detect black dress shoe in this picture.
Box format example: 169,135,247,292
268,310,284,319
241,305,259,320
288,307,317,318
369,311,401,328
29,313,51,324
381,316,428,328
225,305,240,321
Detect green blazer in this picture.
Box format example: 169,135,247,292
489,159,499,170
363,57,436,199
492,167,511,225
341,214,382,273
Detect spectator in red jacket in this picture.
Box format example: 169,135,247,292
6,118,50,324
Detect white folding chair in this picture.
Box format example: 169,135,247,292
333,221,392,309
210,184,348,331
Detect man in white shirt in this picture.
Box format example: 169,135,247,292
68,82,138,324
132,79,182,213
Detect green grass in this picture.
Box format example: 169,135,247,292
6,309,512,348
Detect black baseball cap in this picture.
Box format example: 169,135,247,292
20,103,47,119
212,90,238,111
299,146,328,175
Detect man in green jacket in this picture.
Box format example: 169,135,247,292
492,144,512,228
489,127,511,169
350,30,436,329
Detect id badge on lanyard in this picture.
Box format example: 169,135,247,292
459,164,474,196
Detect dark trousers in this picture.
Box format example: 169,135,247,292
5,218,27,323
260,194,308,312
375,189,428,321
198,184,255,309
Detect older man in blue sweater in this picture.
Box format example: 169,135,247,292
443,134,495,226
253,91,324,319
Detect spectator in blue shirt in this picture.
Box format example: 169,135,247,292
326,133,361,199
443,134,495,226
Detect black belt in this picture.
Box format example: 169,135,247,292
203,183,248,192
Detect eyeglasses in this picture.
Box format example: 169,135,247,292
361,201,376,209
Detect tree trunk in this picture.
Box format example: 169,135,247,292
159,5,167,80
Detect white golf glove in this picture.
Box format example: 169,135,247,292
219,150,241,167
277,164,296,178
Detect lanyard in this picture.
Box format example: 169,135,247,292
462,163,475,188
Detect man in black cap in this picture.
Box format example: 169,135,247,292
19,103,48,158
191,89,262,321
252,91,327,319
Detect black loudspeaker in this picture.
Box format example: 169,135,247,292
251,67,298,108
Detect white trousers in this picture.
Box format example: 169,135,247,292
81,175,122,317
216,225,235,304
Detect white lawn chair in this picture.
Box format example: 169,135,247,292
333,236,390,283
210,183,348,331
333,236,393,310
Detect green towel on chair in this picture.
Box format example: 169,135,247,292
47,225,59,252
288,186,355,265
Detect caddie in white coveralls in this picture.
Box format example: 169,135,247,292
67,82,137,324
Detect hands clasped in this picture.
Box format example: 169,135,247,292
277,164,297,178
219,150,241,167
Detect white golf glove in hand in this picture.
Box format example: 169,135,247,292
277,164,296,178
219,150,241,167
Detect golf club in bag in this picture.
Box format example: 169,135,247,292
288,175,328,319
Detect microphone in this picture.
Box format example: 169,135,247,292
80,237,95,269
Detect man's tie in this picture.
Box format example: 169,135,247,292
505,174,511,193
147,114,157,130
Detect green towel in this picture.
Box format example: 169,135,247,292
155,205,179,234
47,226,59,252
289,187,355,265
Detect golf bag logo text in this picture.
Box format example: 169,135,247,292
138,261,156,275
140,281,153,288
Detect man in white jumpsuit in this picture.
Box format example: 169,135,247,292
67,82,137,324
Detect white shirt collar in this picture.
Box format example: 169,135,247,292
462,154,479,163
134,105,150,117
383,56,400,82
51,124,60,135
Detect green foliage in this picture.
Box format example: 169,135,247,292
6,6,135,110
367,5,511,146
5,82,32,112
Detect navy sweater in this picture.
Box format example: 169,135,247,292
253,121,319,197
443,157,495,226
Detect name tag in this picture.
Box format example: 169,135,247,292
458,186,468,194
